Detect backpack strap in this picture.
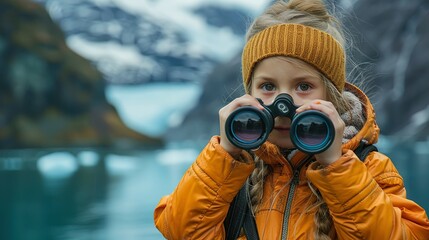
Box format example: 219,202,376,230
224,180,259,240
224,182,247,240
242,196,259,240
354,141,378,162
224,142,377,239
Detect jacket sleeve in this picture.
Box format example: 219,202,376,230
154,136,255,240
306,149,429,239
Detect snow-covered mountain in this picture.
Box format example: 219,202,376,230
33,0,271,84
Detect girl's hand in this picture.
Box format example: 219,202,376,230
219,94,264,157
296,100,345,166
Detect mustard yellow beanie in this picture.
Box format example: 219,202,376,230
242,23,345,92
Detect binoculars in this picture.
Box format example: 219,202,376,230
225,93,335,154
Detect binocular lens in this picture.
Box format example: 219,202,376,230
230,111,264,143
292,112,334,153
296,116,328,145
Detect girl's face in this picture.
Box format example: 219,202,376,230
250,57,327,149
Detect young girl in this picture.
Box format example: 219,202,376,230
154,0,429,239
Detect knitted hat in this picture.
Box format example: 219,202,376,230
242,23,345,92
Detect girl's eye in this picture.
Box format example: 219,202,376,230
261,83,276,91
297,83,311,92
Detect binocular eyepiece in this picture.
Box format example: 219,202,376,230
225,93,335,154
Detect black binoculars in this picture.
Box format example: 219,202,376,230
225,93,335,154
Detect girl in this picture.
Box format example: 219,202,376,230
154,0,429,239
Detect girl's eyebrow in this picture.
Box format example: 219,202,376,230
252,75,278,82
290,75,321,82
290,71,321,79
253,74,320,83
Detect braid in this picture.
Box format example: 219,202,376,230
248,155,271,214
308,179,336,240
314,202,335,239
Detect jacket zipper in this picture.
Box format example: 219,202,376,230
280,156,312,240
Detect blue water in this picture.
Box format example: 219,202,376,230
0,147,199,240
1,143,428,240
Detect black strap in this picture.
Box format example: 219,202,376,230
354,141,378,162
224,181,259,240
242,207,259,240
224,182,247,240
224,142,377,239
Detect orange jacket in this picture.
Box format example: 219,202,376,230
154,84,429,239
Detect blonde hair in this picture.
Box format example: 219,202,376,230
245,0,353,239
246,0,345,45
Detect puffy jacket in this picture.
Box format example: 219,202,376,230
154,83,429,239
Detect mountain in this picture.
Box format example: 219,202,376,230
0,0,271,148
166,0,429,147
345,0,429,141
0,0,161,148
32,0,263,84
